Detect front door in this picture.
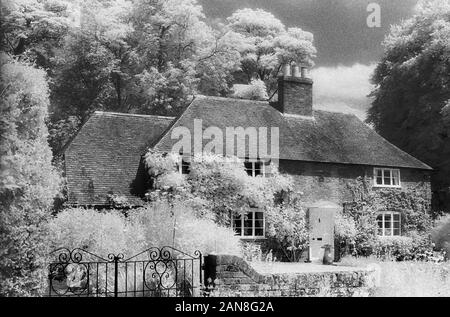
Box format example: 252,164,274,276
307,206,335,261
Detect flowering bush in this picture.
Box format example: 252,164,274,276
47,208,146,257
129,201,242,256
143,151,308,261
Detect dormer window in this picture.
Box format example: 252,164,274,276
178,157,191,175
244,159,270,177
373,168,401,188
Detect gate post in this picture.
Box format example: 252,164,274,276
114,256,119,297
203,254,217,296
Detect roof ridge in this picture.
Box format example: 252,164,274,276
94,111,175,120
195,94,270,105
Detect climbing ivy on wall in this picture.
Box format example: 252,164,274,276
339,176,433,259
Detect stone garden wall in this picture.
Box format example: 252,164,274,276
204,255,378,297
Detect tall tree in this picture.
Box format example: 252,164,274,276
368,0,450,212
226,8,316,92
0,54,62,296
0,0,77,69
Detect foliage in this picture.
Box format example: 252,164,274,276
373,235,434,261
47,116,80,156
340,256,450,297
0,54,62,296
129,201,242,256
0,0,76,66
342,177,433,259
367,0,450,211
46,208,146,257
1,1,317,154
334,210,358,259
432,214,450,259
143,151,308,261
226,8,316,92
232,78,269,101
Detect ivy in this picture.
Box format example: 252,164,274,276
143,151,309,261
341,176,433,258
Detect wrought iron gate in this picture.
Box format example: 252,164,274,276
47,247,202,297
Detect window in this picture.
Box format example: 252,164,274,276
374,168,401,188
178,157,191,175
244,159,270,177
232,210,265,238
377,211,401,236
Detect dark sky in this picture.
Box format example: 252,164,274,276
199,0,419,67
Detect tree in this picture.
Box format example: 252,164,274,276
130,0,241,115
0,54,62,296
367,0,450,212
50,0,136,122
0,0,77,69
226,8,316,92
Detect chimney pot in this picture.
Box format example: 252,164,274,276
292,64,301,78
301,67,308,78
282,64,291,77
276,65,313,117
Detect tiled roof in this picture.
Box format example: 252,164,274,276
64,111,174,206
154,95,432,170
64,96,431,206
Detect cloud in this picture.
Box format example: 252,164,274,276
310,63,376,120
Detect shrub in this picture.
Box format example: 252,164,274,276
0,55,62,296
334,211,358,259
47,208,146,257
372,233,435,261
129,201,242,256
265,199,308,262
432,214,450,259
340,256,450,297
143,152,306,261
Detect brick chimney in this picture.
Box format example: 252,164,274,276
277,63,313,117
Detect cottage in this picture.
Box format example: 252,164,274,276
63,64,432,250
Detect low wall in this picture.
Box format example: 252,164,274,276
204,255,377,297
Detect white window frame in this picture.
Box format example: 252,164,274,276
177,157,191,175
244,159,271,177
377,211,401,237
232,210,265,239
373,168,401,188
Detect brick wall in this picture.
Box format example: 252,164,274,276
279,160,432,208
204,255,378,297
278,76,313,117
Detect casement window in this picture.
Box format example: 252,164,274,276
232,210,265,239
244,159,271,177
373,168,401,188
377,211,401,236
177,157,191,175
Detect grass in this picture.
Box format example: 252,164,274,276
339,256,450,297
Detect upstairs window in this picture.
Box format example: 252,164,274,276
244,159,271,177
178,157,191,175
232,210,265,239
377,211,401,236
374,168,401,188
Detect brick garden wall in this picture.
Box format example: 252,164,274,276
204,255,378,297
